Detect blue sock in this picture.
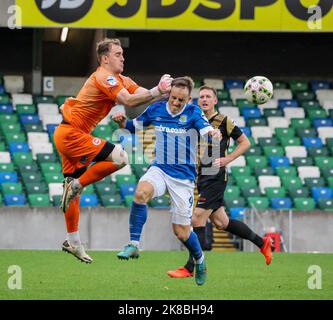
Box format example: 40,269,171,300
182,231,203,262
129,201,147,242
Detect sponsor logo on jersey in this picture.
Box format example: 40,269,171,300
179,115,187,124
155,125,187,134
107,76,118,86
92,138,101,145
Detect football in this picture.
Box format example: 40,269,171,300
244,76,274,104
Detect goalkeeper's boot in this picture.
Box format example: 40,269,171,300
195,258,207,286
260,236,273,265
167,267,194,278
61,177,83,213
62,240,93,264
117,244,139,260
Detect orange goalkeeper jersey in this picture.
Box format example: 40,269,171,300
61,66,139,133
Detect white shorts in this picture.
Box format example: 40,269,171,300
139,166,195,225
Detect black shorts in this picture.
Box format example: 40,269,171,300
196,173,227,211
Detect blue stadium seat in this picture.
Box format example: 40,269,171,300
270,156,290,169
0,103,14,113
0,172,18,183
302,137,323,148
9,142,30,154
229,207,246,220
270,197,293,209
46,124,58,137
80,194,99,207
241,107,261,119
278,99,298,109
313,118,333,128
311,80,330,91
0,84,5,94
4,194,27,206
224,80,244,89
119,134,139,149
311,187,333,202
240,126,251,137
119,184,136,198
19,114,40,125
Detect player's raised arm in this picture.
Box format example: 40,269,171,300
116,74,173,108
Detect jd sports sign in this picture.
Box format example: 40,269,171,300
35,0,93,23
16,0,333,31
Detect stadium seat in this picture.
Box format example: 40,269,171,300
0,151,11,163
28,194,51,207
295,91,315,101
263,109,283,118
296,128,317,138
278,99,298,109
293,197,315,210
241,186,261,198
246,117,267,127
251,126,272,143
322,168,333,180
16,104,36,115
29,179,50,195
307,146,329,158
267,117,289,130
216,89,230,100
48,183,63,199
224,197,246,208
225,80,244,90
302,137,323,148
19,114,40,126
0,172,18,183
8,142,30,154
204,78,224,89
40,163,62,176
218,100,233,108
246,146,262,156
0,123,21,134
235,176,257,189
80,194,99,207
241,107,261,119
247,197,270,209
21,172,43,185
263,146,284,157
275,166,297,178
119,184,136,198
304,177,326,189
35,96,55,104
1,182,23,195
100,194,123,207
231,166,252,178
17,162,38,174
317,198,333,211
265,187,286,198
0,104,14,113
0,163,15,172
224,186,241,199
246,156,268,169
229,207,246,220
219,107,239,118
3,75,24,93
313,118,333,129
275,128,295,139
23,124,44,133
285,146,307,163
291,118,311,129
273,89,292,100
258,175,281,194
288,187,310,199
270,197,292,209
317,127,333,142
4,194,26,206
289,80,308,93
150,195,170,208
228,155,246,168
281,176,303,189
110,164,132,182
297,166,320,182
37,153,58,164
311,187,332,202
269,156,290,169
12,152,33,165
30,142,53,159
253,167,274,177
279,137,301,147
311,80,330,91
293,157,313,167
43,172,63,184
3,132,26,144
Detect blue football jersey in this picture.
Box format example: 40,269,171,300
129,101,213,181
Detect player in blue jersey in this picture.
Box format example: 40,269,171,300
112,76,221,286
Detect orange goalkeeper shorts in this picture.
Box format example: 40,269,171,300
54,123,107,175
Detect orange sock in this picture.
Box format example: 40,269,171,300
78,161,119,187
65,197,80,233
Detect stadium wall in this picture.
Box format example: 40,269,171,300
0,208,181,251
243,210,333,253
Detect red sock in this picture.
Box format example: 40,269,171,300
79,161,119,187
65,197,80,233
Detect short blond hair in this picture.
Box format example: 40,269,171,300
96,38,121,64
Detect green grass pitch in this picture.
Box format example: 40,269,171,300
0,250,332,300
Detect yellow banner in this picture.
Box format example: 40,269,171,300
16,0,333,31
